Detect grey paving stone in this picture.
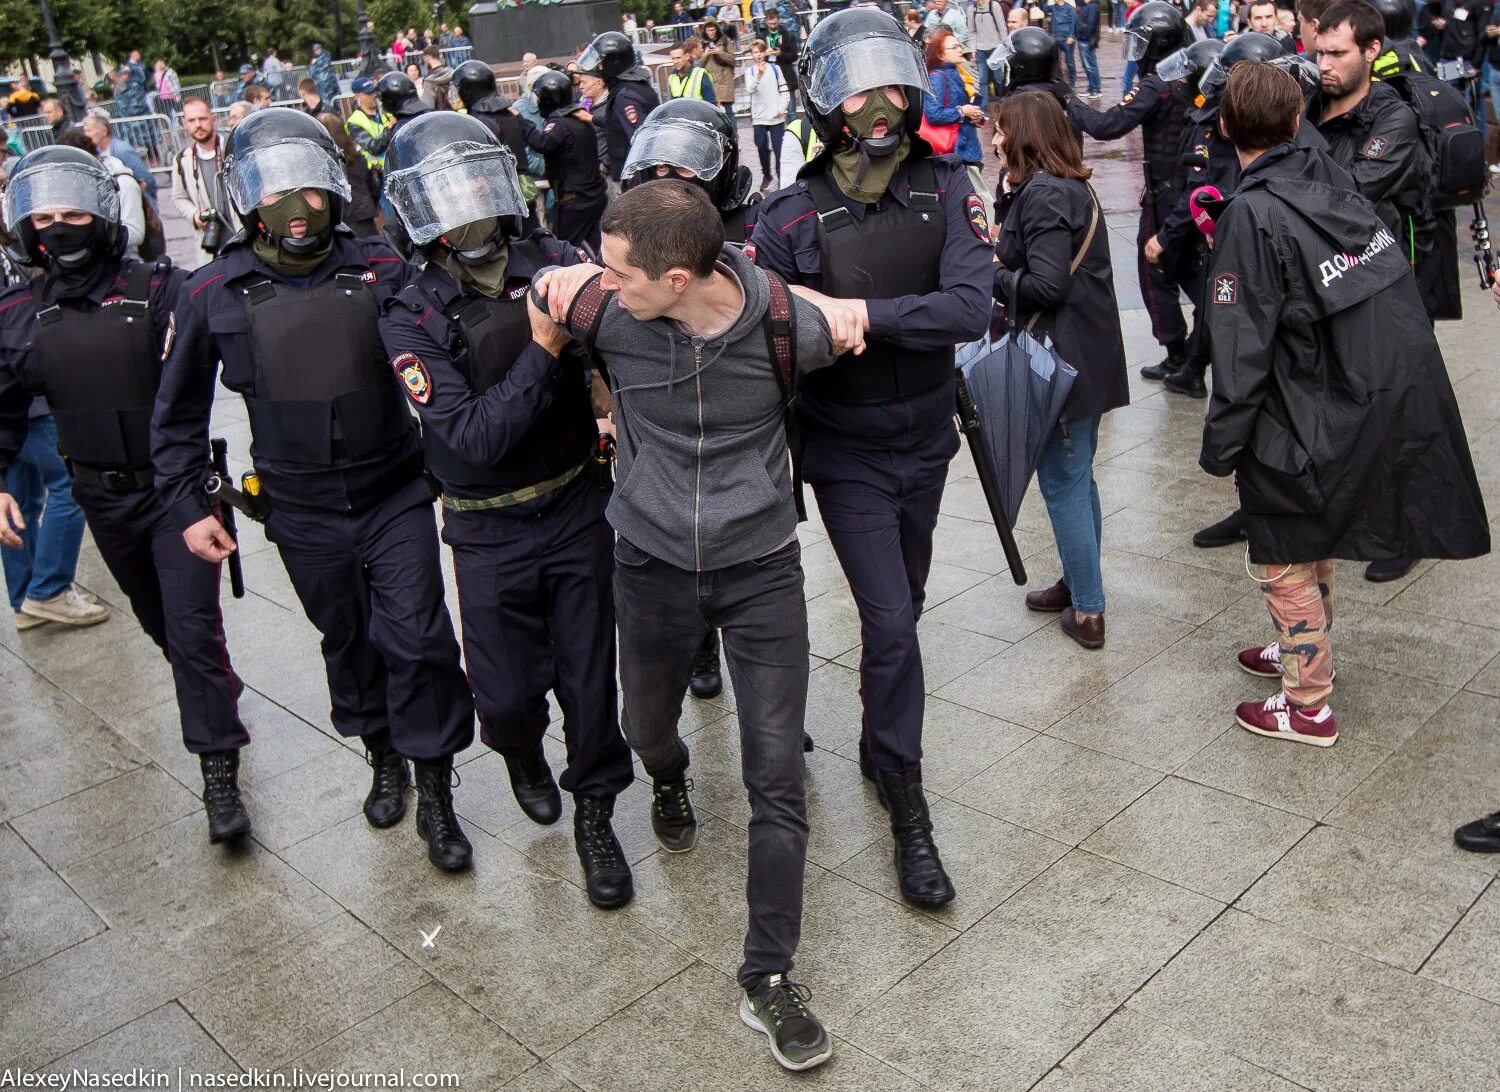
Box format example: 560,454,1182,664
843,851,1221,1091
1391,550,1500,629
238,744,371,852
1095,548,1250,625
834,695,1034,798
1034,1008,1302,1091
804,587,864,661
286,984,534,1086
952,735,1161,846
1133,909,1500,1090
1327,691,1500,869
182,912,430,1068
923,568,1064,644
40,1002,240,1075
1467,648,1500,697
1081,777,1312,902
837,796,1070,929
802,661,866,753
1421,878,1500,1005
552,962,924,1091
10,763,202,870
930,512,1052,576
1238,825,1492,971
1178,723,1389,821
0,823,104,977
935,610,1186,731
501,1064,582,1092
0,669,149,823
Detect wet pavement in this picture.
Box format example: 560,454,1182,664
4,47,1500,1089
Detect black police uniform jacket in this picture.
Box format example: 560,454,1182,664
1199,143,1488,566
994,171,1129,423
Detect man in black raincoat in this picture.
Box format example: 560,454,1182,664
1200,62,1488,750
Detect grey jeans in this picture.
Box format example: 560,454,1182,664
614,535,810,987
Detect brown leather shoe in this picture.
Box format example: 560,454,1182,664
1060,608,1105,649
1025,579,1072,613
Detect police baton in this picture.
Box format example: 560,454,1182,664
955,372,1028,586
206,439,245,600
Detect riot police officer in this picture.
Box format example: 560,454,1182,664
990,26,1072,103
378,71,431,136
0,147,251,846
520,70,607,253
1065,2,1201,390
576,31,661,183
376,113,636,909
150,108,477,872
750,8,992,909
453,60,532,175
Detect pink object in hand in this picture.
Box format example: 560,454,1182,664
1189,185,1223,238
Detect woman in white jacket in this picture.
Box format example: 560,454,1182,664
745,38,789,191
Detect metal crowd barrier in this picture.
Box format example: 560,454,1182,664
13,118,55,153
109,113,182,179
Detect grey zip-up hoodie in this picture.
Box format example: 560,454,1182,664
562,244,836,571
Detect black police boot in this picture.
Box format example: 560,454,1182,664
1193,509,1247,549
1140,350,1186,381
574,794,634,908
873,767,956,908
361,730,410,829
504,745,562,825
1364,557,1416,583
200,750,252,844
803,732,815,753
651,775,698,853
858,736,876,784
1454,809,1500,853
1163,362,1208,398
689,630,724,699
413,757,473,872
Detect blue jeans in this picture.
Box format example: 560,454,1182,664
1036,415,1104,613
2,414,85,611
1078,41,1101,93
1122,58,1138,95
1060,41,1078,84
975,49,1004,108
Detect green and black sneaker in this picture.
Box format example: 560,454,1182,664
739,973,832,1072
651,775,697,853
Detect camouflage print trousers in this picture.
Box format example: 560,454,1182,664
1254,559,1335,707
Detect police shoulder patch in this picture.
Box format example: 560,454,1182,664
1362,134,1388,158
623,102,640,125
360,269,377,283
161,312,176,362
743,241,757,262
1213,273,1238,306
965,193,990,241
392,351,432,405
544,121,556,133
1119,90,1136,106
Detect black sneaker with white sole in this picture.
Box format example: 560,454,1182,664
740,973,832,1072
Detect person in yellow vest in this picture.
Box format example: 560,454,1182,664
668,39,720,103
344,76,395,172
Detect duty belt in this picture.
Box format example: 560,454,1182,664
68,462,154,493
440,460,586,512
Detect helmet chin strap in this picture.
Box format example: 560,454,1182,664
843,120,905,189
442,222,508,265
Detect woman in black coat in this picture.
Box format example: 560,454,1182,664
993,90,1129,650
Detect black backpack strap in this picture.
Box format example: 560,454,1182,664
760,269,806,522
907,157,942,216
119,261,155,319
807,171,859,238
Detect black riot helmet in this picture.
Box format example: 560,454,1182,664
1155,37,1227,97
381,111,528,263
797,8,928,153
2,144,127,270
1123,1,1189,74
1368,0,1415,40
577,31,643,84
621,98,751,212
533,70,580,116
1197,31,1291,106
221,106,350,252
453,59,509,113
378,71,428,117
989,27,1061,91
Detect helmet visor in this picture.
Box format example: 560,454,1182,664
1122,28,1152,62
1155,47,1194,83
224,138,351,215
986,36,1017,71
1198,58,1228,101
577,44,603,73
1272,53,1320,92
384,142,526,246
4,160,120,227
805,32,929,113
622,118,729,184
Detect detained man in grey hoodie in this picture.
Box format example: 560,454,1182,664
533,180,860,1073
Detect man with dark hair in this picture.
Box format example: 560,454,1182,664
296,76,329,116
534,179,853,1072
1296,0,1335,48
1249,0,1301,50
1203,61,1487,750
1310,0,1447,582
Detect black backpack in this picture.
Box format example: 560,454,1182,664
1381,69,1488,210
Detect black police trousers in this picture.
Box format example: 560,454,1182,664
263,477,474,760
1139,186,1207,358
441,476,632,799
799,381,960,774
74,482,248,754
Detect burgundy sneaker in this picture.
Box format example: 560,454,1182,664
1237,642,1283,678
1235,691,1338,747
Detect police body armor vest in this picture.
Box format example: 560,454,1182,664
427,245,595,494
1142,82,1192,188
34,262,159,470
240,270,414,467
803,158,951,405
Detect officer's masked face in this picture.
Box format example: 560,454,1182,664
839,86,908,142
258,188,330,240
442,216,510,298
